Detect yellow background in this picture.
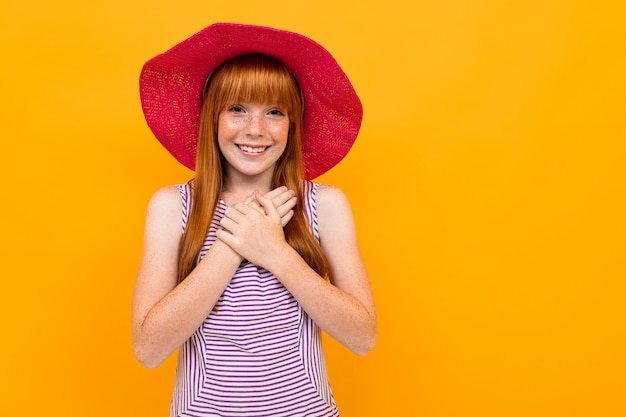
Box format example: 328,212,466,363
1,0,625,415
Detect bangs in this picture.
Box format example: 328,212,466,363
208,54,302,114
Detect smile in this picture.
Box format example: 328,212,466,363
237,145,268,153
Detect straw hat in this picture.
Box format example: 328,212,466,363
139,22,362,179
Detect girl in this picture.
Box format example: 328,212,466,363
133,23,376,417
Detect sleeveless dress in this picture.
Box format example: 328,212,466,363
170,180,339,417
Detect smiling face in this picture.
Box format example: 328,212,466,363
199,54,304,191
217,102,290,183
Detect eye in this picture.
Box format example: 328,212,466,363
268,108,286,116
228,105,245,113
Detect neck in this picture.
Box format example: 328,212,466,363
221,171,274,205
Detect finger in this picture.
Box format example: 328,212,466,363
222,204,252,225
270,188,296,208
262,186,288,201
216,228,237,249
262,187,296,212
244,198,263,214
227,203,266,228
244,191,263,209
219,216,239,234
280,209,294,227
230,202,260,216
254,191,280,220
276,195,297,218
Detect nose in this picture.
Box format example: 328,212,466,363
245,113,265,136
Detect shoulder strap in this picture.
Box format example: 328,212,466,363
174,181,193,233
302,180,321,242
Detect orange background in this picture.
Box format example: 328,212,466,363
1,1,625,416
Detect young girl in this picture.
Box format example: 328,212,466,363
133,23,377,417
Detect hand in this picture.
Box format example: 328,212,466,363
243,186,296,227
217,191,290,268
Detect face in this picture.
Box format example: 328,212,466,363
217,101,290,183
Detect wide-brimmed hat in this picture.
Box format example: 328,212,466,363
139,22,362,179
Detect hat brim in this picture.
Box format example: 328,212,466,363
139,23,362,179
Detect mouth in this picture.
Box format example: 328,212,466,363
237,144,268,154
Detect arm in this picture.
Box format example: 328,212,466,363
131,186,242,369
132,186,298,369
217,185,377,355
314,184,377,354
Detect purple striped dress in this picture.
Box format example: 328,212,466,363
170,180,339,417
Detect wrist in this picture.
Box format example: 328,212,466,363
265,243,301,280
209,238,244,264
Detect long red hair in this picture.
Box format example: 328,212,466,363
177,54,330,283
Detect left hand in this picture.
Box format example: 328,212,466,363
216,191,290,268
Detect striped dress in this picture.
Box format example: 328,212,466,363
170,180,339,417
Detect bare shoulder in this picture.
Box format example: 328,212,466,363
315,183,352,216
315,183,357,244
148,185,182,213
143,185,183,241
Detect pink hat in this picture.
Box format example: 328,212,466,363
139,23,363,179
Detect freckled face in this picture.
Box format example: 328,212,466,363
217,102,289,181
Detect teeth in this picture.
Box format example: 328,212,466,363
239,145,267,153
